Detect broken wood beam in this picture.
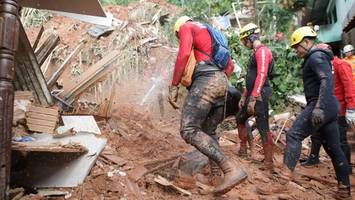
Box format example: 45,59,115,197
14,24,53,106
32,25,44,51
11,143,87,154
47,40,85,89
35,33,60,66
62,50,120,102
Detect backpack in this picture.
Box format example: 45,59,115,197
196,24,230,69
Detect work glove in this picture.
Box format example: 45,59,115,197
311,107,325,126
247,96,256,115
247,96,262,115
239,95,246,110
345,108,355,130
168,85,179,109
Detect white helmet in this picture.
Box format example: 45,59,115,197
343,44,354,53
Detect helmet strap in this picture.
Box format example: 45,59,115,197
298,42,313,53
247,33,259,43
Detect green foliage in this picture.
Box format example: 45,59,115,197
100,0,138,6
167,0,233,20
20,8,52,27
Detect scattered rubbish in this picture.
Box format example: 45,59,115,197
101,153,127,166
12,136,35,142
37,189,70,197
107,169,126,177
53,126,77,138
154,175,192,196
62,115,101,135
88,25,115,38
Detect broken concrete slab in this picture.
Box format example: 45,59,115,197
62,115,101,135
11,132,107,188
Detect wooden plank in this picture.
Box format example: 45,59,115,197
15,24,53,106
27,124,55,134
27,118,57,127
32,25,44,51
26,112,58,121
47,41,85,89
62,50,119,99
12,143,87,153
35,33,60,67
28,105,59,116
15,91,34,101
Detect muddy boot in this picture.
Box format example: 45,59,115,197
300,154,319,167
209,159,222,186
262,132,274,173
237,125,248,157
333,183,351,200
213,158,247,196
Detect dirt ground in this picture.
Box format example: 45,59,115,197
19,1,355,199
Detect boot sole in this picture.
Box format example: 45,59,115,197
213,172,248,196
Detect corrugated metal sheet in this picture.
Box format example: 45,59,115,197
14,22,52,106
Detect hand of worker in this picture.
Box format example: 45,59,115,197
311,107,325,126
168,85,179,109
239,95,246,110
345,108,355,130
247,96,257,115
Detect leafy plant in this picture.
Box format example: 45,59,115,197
20,8,52,27
100,0,138,6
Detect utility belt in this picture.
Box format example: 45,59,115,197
195,61,221,73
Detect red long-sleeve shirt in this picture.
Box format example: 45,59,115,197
242,44,273,97
333,56,355,116
172,21,234,86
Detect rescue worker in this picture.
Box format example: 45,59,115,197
300,44,355,175
343,44,355,83
168,16,247,195
270,26,351,199
236,23,274,172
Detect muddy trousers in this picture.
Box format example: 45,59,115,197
309,116,352,171
180,70,227,164
236,87,272,144
284,103,350,187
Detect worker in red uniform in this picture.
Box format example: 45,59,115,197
300,44,355,176
168,16,247,195
236,23,275,173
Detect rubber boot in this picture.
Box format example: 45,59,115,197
263,132,274,173
213,158,247,196
333,183,351,200
300,154,320,167
237,124,248,157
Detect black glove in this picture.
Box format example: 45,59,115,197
311,107,324,126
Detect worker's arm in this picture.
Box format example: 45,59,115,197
311,52,334,109
251,47,271,97
224,58,234,79
338,61,355,109
171,25,193,86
